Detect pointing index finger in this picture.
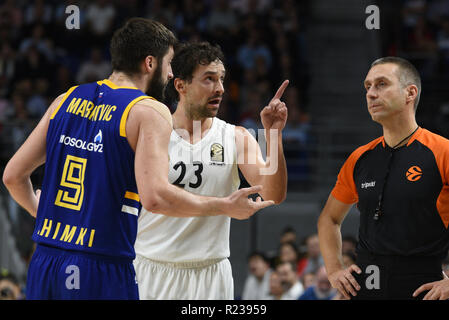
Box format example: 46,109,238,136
272,80,289,101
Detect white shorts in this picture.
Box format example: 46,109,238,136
134,254,234,300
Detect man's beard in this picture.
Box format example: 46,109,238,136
146,64,167,102
186,95,221,120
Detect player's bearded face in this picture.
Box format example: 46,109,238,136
146,63,167,102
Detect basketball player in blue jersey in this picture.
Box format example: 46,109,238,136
2,18,274,300
134,42,288,299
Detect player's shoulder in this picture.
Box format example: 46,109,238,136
131,97,173,125
133,96,167,111
234,123,254,136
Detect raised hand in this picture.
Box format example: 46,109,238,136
260,80,289,131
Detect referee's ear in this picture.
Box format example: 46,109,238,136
406,84,419,109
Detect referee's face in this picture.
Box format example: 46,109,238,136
364,63,406,124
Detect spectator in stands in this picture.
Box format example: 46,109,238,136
238,89,263,132
276,261,304,299
207,0,238,34
436,17,449,75
0,269,22,300
267,270,283,300
298,233,324,276
301,271,316,290
230,0,272,16
85,0,116,44
19,23,54,62
0,0,23,33
236,29,272,71
15,45,50,81
426,0,449,26
50,65,75,98
279,226,297,245
76,47,111,84
278,241,299,270
282,86,309,146
402,0,427,30
174,0,208,40
0,42,16,97
26,78,49,119
299,266,336,300
241,251,272,300
23,0,52,26
145,0,177,30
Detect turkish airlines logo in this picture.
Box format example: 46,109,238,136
406,166,422,182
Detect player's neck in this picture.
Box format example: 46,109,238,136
108,71,146,92
172,107,213,144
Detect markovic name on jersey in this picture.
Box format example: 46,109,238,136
65,97,117,122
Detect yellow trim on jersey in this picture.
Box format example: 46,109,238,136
50,85,79,120
119,96,155,137
98,79,139,90
124,191,140,202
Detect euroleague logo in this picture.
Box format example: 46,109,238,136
406,166,422,182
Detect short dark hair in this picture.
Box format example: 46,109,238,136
281,226,296,235
110,18,177,75
248,251,269,263
276,260,296,273
168,41,225,101
370,56,421,110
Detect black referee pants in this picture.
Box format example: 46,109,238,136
351,252,443,300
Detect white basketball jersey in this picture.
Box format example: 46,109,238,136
135,118,240,262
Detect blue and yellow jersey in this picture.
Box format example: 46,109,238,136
32,79,153,260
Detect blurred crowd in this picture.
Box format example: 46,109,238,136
239,226,449,300
0,0,312,299
239,227,357,300
0,0,312,180
378,0,449,138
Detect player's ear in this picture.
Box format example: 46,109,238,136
174,78,186,94
143,55,156,73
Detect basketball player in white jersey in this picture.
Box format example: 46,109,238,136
133,42,288,300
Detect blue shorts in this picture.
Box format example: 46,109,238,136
26,244,139,300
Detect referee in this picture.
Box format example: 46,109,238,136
317,57,449,300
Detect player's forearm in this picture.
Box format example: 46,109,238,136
317,214,345,275
2,175,38,217
260,131,287,203
141,182,227,218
